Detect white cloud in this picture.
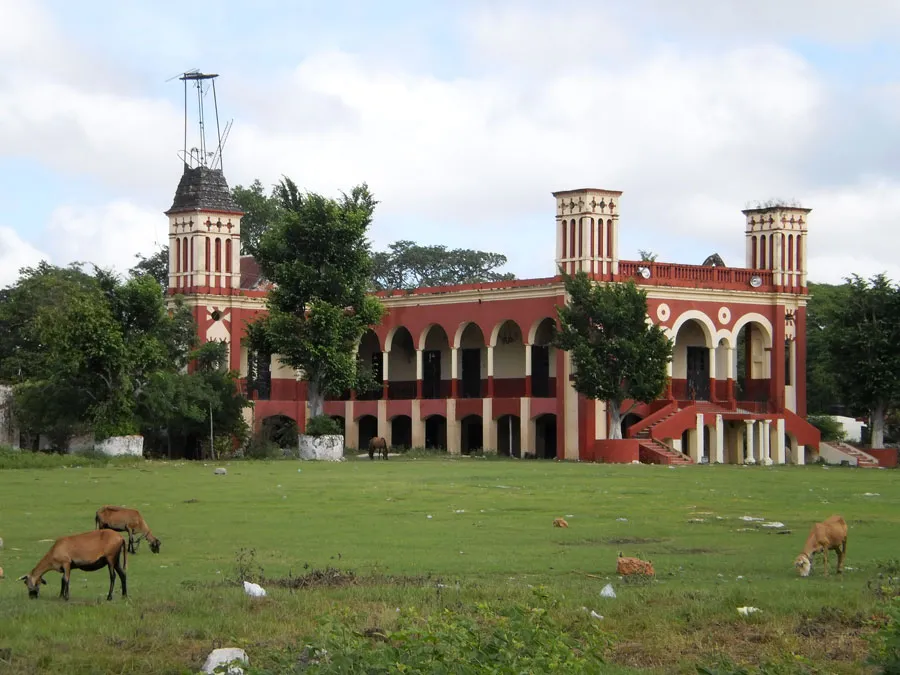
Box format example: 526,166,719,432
44,201,168,277
0,226,47,287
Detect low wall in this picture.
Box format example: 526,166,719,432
593,439,640,463
818,442,857,466
298,434,344,461
94,436,144,457
0,385,18,448
867,448,898,468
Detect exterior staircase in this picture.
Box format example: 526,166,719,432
630,409,693,465
825,442,880,468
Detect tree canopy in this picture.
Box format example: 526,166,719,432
371,240,515,291
553,270,673,439
245,178,385,418
823,273,900,448
805,281,850,415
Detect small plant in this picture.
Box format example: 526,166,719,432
304,415,343,438
807,415,847,442
230,547,265,584
868,599,900,674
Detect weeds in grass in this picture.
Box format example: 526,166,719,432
867,599,900,674
868,559,900,601
244,588,613,674
0,446,143,470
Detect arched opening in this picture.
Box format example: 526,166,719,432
531,318,557,398
496,415,521,457
358,415,379,450
215,237,222,273
391,415,412,450
460,415,483,454
225,238,233,273
672,318,712,401
760,236,767,270
387,327,416,400
492,320,526,397
421,325,451,399
357,330,383,400
260,415,298,451
734,321,772,410
622,413,642,437
534,414,557,459
425,415,447,450
458,323,486,399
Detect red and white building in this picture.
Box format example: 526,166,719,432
166,167,820,465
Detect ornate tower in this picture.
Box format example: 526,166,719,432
742,203,810,289
552,188,622,278
165,71,243,296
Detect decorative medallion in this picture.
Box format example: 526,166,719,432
656,303,670,322
717,306,731,325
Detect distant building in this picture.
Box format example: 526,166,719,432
166,167,819,465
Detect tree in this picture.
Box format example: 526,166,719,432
553,270,673,439
247,179,385,418
371,240,515,291
233,179,283,260
638,250,658,263
129,248,169,289
805,281,850,414
824,273,900,448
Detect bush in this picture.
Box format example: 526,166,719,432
868,599,900,674
245,432,283,459
304,415,343,437
807,415,847,442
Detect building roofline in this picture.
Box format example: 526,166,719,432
552,188,623,197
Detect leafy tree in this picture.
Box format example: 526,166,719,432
247,179,385,418
638,250,658,262
824,273,900,448
233,179,283,260
554,271,673,439
129,248,169,289
805,281,850,414
371,240,515,291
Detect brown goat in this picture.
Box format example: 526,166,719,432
794,514,848,577
18,529,126,601
95,505,161,555
617,552,655,577
552,517,569,528
368,436,388,460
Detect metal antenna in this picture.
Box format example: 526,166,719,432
177,70,223,170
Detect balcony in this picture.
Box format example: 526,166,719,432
617,261,777,292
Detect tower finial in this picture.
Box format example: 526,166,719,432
177,70,232,173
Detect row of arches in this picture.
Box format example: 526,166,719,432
172,236,234,289
749,232,804,273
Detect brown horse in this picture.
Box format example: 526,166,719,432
368,436,389,460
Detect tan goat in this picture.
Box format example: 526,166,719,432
95,505,161,555
552,517,569,528
617,552,655,577
794,514,848,577
18,529,126,601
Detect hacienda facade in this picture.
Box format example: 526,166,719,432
166,166,820,465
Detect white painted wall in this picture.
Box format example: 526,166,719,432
833,416,865,443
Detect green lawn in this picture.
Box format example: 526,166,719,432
0,456,896,674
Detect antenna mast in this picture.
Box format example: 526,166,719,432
177,70,230,172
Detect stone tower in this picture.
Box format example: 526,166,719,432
552,188,622,278
742,203,810,289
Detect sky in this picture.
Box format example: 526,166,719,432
2,0,900,288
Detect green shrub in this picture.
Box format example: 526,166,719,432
807,415,847,442
868,599,900,674
304,415,343,437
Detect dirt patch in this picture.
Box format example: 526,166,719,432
604,537,664,545
268,567,359,589
665,547,714,555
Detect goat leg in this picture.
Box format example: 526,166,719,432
107,562,116,601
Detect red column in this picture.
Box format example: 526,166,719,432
450,378,458,398
416,379,423,399
524,376,532,397
382,380,389,400
487,376,494,398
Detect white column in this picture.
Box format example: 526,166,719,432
726,347,735,381
712,414,724,464
377,399,389,445
689,413,703,463
483,398,493,453
411,400,424,448
519,397,531,456
775,418,786,464
415,349,423,381
447,398,460,455
524,344,532,378
382,351,390,388
744,420,755,464
450,347,458,384
795,444,806,465
486,346,494,379
799,235,808,287
760,420,772,465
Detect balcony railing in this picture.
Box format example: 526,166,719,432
618,262,776,290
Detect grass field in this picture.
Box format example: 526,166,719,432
0,454,897,674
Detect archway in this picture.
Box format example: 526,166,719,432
425,415,447,450
387,327,416,400
260,415,298,450
357,330,383,400
622,413,642,438
530,318,556,398
672,318,713,400
391,415,412,449
358,415,379,450
734,320,772,406
534,414,557,459
491,320,526,397
420,325,451,399
496,415,521,457
458,324,486,399
460,415,483,454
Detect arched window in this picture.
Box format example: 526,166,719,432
569,220,576,257
606,219,613,260
215,238,222,273
205,238,211,275
768,234,774,268
787,235,794,272
225,238,233,273
190,238,194,273
175,238,181,274
759,236,767,269
751,236,757,268
796,235,803,272
561,222,567,260
182,237,188,275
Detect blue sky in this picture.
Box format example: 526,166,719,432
2,0,900,286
